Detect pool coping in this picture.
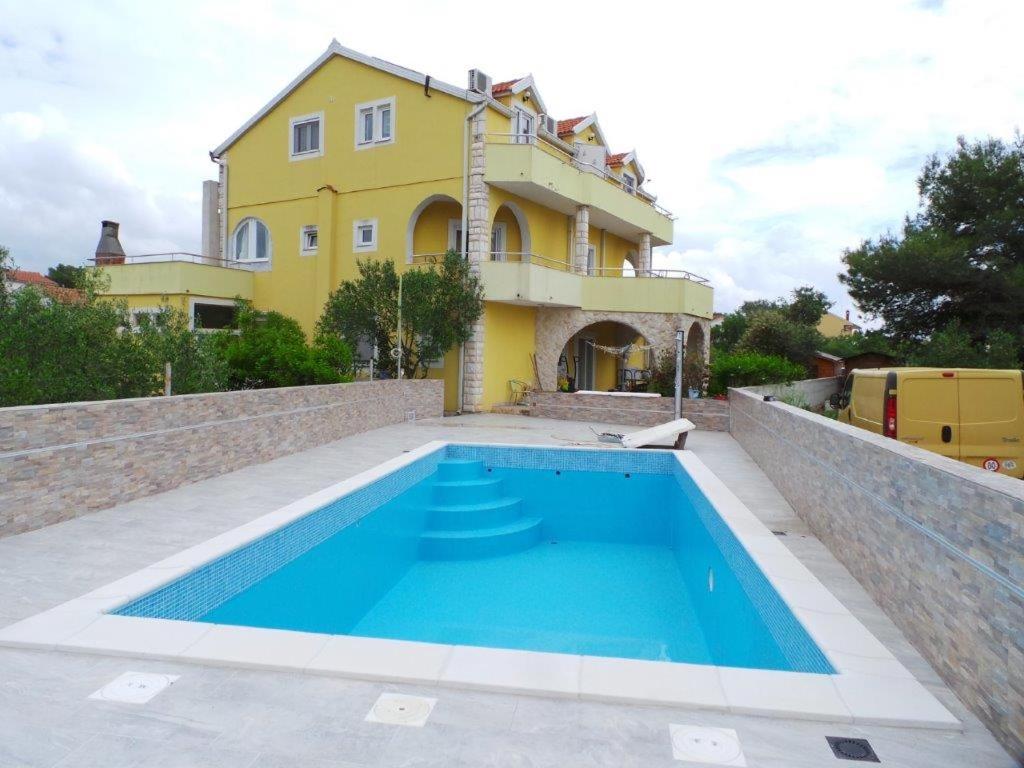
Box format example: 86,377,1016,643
0,440,960,730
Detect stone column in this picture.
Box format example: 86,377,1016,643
462,110,489,412
638,232,652,275
573,206,590,273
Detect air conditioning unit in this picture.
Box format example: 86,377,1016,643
537,114,557,135
467,69,492,96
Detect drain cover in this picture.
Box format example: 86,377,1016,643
88,672,179,704
826,736,880,762
669,725,746,766
365,693,436,727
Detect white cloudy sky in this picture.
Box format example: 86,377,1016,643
2,0,1022,316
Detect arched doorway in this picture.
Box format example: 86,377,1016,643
406,194,462,263
557,320,651,392
490,202,531,261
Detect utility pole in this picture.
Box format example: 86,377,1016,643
163,362,172,396
396,273,403,380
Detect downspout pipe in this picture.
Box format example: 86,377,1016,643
457,99,487,414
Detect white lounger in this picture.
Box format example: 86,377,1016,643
594,417,696,450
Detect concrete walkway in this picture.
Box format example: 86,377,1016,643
0,414,1013,767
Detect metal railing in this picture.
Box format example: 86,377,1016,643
410,251,708,284
484,133,676,220
88,253,243,268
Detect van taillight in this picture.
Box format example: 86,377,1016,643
883,393,897,438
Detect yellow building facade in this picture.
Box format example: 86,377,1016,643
97,41,713,412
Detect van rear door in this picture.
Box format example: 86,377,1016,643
958,370,1024,478
898,371,959,461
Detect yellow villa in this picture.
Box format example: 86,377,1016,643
95,40,713,412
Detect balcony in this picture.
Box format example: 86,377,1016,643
484,137,675,245
470,253,712,317
91,253,254,300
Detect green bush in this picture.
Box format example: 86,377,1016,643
135,307,228,395
215,303,353,389
708,352,806,396
737,310,821,364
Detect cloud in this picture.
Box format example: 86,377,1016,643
1,0,1022,317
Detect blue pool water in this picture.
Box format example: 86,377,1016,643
115,445,833,673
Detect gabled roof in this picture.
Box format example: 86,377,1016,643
605,149,645,183
490,75,548,115
555,112,608,148
6,269,57,288
212,40,479,157
4,269,83,304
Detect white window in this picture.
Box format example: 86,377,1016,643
513,107,535,144
300,225,318,254
289,112,323,160
191,300,238,331
355,98,396,148
490,222,507,259
231,218,272,262
586,245,596,275
448,219,463,254
353,218,378,252
622,173,636,193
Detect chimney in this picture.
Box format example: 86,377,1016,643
95,220,126,265
845,309,850,321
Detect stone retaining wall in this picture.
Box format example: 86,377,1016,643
528,391,729,431
0,380,443,538
729,385,1024,759
745,376,841,409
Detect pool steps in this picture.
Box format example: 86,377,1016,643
420,460,541,559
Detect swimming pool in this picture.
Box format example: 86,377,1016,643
0,441,959,727
115,444,832,674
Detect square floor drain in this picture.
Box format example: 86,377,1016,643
365,693,436,727
669,725,746,766
88,672,179,704
826,736,880,762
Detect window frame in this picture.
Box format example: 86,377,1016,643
512,106,536,145
490,222,507,259
288,111,324,161
447,218,463,254
231,217,272,263
188,297,239,333
354,97,396,149
300,225,318,255
622,172,636,194
353,218,379,252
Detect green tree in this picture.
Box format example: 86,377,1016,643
318,251,483,379
902,321,1018,369
134,307,228,394
0,288,156,406
216,303,352,389
46,263,86,289
737,310,821,364
841,135,1024,363
787,286,832,326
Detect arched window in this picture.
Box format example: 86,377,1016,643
231,218,271,262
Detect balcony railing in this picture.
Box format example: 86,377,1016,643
411,251,708,284
88,252,245,267
484,133,675,220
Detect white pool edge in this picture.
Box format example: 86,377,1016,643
0,440,960,730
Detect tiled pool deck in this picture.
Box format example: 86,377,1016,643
0,414,1014,767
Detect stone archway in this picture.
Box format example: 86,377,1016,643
535,308,693,391
686,321,706,360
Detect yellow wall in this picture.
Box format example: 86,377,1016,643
489,188,571,268
481,302,536,409
492,205,524,257
413,199,462,257
818,312,859,337
426,347,461,412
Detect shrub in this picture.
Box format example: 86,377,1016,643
215,303,353,389
737,310,822,364
135,307,228,395
708,351,805,396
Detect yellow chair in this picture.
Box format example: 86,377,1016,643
508,379,532,405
